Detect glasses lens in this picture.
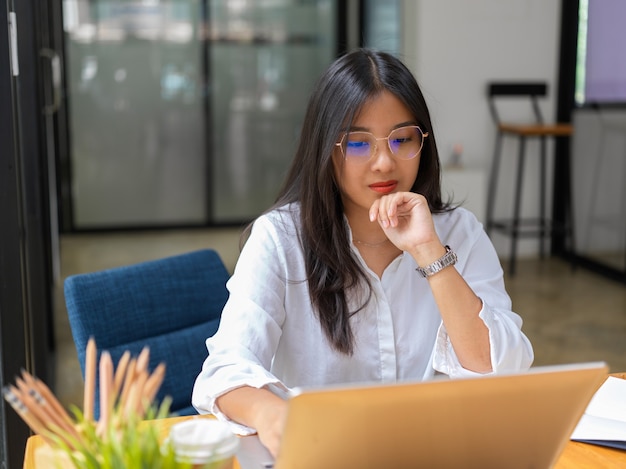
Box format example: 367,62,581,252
389,126,423,159
344,132,374,162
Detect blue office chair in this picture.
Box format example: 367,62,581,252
64,249,230,417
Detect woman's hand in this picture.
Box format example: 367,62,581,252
252,396,289,457
368,192,442,261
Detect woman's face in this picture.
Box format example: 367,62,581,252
332,91,422,219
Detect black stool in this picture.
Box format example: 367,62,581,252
486,82,575,275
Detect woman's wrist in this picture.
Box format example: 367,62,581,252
411,241,447,268
415,245,457,278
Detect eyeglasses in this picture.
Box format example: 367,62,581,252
335,125,428,164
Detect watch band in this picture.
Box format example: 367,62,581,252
415,245,457,278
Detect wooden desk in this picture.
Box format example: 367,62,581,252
23,415,626,469
24,373,626,469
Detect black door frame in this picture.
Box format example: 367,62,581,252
1,0,55,467
552,0,579,260
0,3,31,468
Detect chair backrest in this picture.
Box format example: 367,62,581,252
487,81,548,125
64,249,230,417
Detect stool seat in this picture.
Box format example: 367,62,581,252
486,82,575,275
498,123,573,137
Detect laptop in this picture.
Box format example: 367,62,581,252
236,362,608,469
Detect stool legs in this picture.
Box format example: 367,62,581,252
539,135,547,258
510,136,527,276
486,126,575,276
486,131,503,236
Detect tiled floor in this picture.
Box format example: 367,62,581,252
505,258,626,369
53,228,626,409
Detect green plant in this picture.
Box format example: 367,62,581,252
3,341,207,469
49,398,193,469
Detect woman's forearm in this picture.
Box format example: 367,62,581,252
216,385,288,457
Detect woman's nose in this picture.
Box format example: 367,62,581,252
370,141,395,170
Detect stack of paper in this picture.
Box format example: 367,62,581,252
571,376,626,450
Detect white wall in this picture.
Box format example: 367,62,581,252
401,0,562,258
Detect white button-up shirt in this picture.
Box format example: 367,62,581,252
192,204,534,433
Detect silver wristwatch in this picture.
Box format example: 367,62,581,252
416,245,458,278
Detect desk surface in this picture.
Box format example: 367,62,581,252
23,416,626,469
23,374,626,469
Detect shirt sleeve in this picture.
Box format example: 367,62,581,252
430,209,535,377
191,214,293,434
432,300,534,377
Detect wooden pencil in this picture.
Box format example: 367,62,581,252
136,346,150,373
97,351,114,437
15,377,78,439
113,350,131,400
21,369,74,428
84,337,97,422
124,369,149,418
15,378,56,424
118,357,137,411
9,384,79,449
143,363,166,405
3,385,50,439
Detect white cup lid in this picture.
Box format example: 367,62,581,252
168,419,239,463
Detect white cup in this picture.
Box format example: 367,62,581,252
168,418,239,469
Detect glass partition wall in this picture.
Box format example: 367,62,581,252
61,0,340,228
567,0,626,281
208,1,338,222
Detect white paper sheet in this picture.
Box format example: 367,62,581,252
571,376,626,441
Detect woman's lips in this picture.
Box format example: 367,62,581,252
369,181,398,194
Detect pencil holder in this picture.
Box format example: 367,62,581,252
15,387,191,468
33,444,73,468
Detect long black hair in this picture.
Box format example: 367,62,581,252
250,48,452,354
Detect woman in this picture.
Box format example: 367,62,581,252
192,48,533,456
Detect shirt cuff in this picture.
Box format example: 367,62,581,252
432,300,494,378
